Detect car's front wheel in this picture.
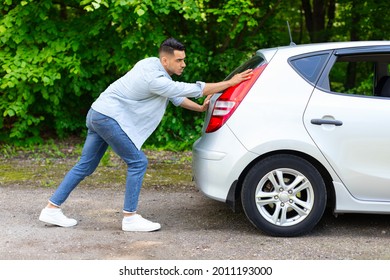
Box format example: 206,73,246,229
241,154,327,237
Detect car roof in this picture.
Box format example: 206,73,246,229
256,41,390,60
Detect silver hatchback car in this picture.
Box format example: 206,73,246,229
192,41,390,237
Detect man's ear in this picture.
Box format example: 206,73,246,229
160,56,168,66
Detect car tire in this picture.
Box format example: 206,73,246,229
241,154,327,237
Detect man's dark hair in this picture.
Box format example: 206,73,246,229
159,37,185,56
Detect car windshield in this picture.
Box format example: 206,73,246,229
225,55,265,80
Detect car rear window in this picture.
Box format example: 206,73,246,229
289,53,330,84
225,55,265,80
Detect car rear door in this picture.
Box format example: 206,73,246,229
303,47,390,201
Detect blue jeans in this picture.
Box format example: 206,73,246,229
49,108,148,213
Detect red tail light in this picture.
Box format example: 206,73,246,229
205,64,267,133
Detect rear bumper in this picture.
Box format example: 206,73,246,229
192,126,257,203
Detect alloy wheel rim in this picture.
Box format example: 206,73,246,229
255,168,315,227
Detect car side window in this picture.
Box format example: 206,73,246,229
327,53,390,97
289,53,330,85
328,59,375,96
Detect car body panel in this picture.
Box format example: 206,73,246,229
304,89,390,201
334,182,390,213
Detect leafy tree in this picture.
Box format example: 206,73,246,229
0,0,290,148
0,0,120,144
1,0,390,149
301,0,336,42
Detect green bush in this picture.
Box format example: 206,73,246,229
4,0,387,149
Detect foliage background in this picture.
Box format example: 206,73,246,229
1,0,390,149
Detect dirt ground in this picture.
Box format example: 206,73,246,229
1,141,390,260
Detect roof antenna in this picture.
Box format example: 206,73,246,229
287,21,296,46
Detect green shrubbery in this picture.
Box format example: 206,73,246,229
1,0,389,149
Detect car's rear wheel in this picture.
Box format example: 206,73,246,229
241,154,326,237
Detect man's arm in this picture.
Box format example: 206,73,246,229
202,69,253,96
180,96,211,112
179,69,252,112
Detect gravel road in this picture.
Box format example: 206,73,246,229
2,184,390,260
1,149,390,260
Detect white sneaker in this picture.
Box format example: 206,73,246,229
122,214,161,232
39,208,77,227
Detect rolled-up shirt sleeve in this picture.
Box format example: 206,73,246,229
169,97,185,106
149,75,204,99
196,81,205,93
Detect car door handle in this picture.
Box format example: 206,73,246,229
311,119,343,126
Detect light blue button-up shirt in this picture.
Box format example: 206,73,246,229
91,57,205,149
